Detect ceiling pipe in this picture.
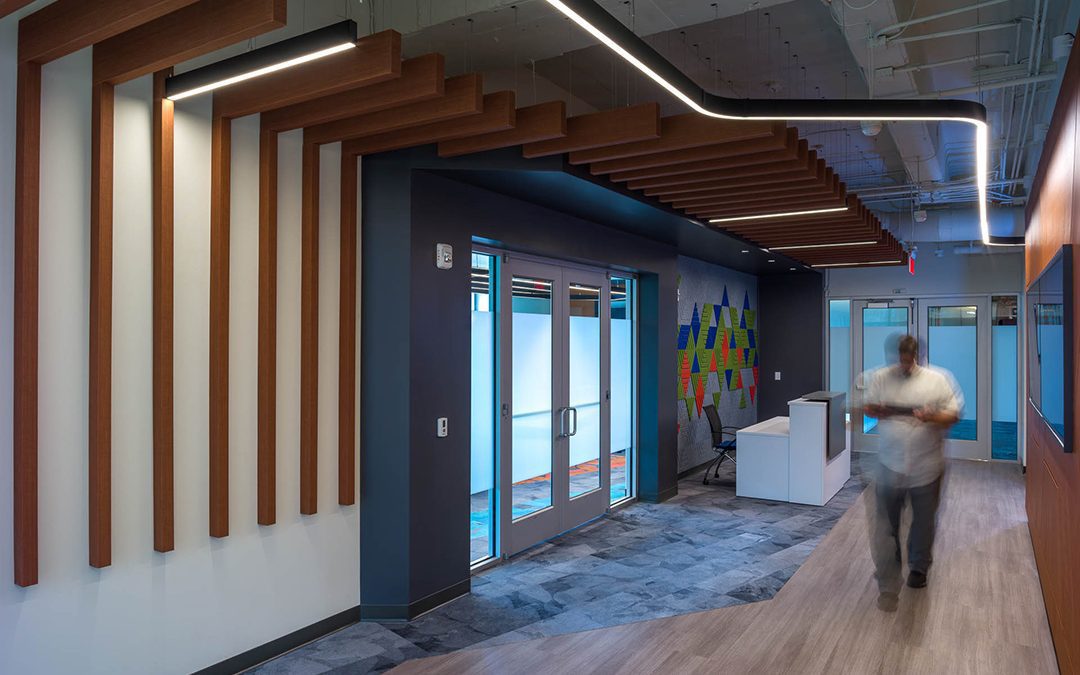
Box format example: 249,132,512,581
890,52,1011,76
874,0,1012,39
885,72,1057,99
886,20,1026,46
1012,0,1051,187
543,0,1023,246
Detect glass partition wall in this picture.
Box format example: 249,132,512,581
471,251,637,566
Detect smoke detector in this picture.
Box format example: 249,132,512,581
860,120,883,137
914,209,927,222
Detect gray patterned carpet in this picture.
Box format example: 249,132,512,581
250,454,871,674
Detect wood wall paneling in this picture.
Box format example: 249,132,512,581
521,103,661,157
1024,40,1080,674
18,0,199,64
438,100,567,157
341,91,515,158
258,126,279,526
89,81,115,569
338,153,358,506
300,140,320,516
260,53,445,133
209,110,231,538
213,29,402,120
152,70,176,552
304,73,483,147
13,60,41,588
92,0,287,85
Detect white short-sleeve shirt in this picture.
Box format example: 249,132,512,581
865,364,964,487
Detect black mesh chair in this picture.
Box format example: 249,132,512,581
702,404,739,485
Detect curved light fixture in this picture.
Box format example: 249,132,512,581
544,0,1023,247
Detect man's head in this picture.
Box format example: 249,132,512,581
897,335,919,375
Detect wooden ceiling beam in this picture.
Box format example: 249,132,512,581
666,176,838,208
438,101,566,157
522,103,660,158
1,0,34,21
18,0,198,64
587,132,789,175
606,130,801,182
92,0,286,85
678,174,844,213
568,117,781,165
261,54,445,133
710,207,872,233
628,157,808,191
697,196,846,221
342,91,516,157
213,29,401,120
647,154,823,198
305,73,482,146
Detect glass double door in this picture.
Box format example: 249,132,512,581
500,258,611,556
851,296,991,460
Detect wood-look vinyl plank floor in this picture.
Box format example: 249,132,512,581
392,460,1058,675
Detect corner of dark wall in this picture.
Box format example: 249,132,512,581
758,272,825,418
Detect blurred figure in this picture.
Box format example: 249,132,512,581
863,335,961,611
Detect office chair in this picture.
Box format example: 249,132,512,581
702,404,740,485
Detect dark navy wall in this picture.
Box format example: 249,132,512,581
359,148,679,620
757,273,825,419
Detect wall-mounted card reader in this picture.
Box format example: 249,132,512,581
436,417,449,438
436,243,453,269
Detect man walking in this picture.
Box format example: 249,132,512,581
863,335,961,611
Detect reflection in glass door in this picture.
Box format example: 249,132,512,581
918,296,991,460
851,300,912,453
500,258,614,556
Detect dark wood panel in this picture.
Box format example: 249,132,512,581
568,116,780,165
93,0,286,85
89,81,114,569
152,70,175,553
628,157,806,191
342,91,515,158
438,101,566,157
300,141,320,516
213,30,401,120
521,103,660,158
257,126,278,526
262,54,445,133
305,73,483,146
18,0,197,64
13,60,41,588
606,131,801,182
651,168,821,200
668,181,836,209
338,152,358,506
697,197,846,221
0,0,34,20
587,134,790,175
208,109,231,538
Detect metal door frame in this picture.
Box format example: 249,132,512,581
850,298,914,453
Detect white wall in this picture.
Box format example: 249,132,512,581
824,246,1024,298
0,6,360,672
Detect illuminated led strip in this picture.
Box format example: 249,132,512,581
811,260,904,268
768,240,879,251
708,206,848,224
544,0,1021,247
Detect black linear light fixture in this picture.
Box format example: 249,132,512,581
165,20,358,101
544,0,1023,247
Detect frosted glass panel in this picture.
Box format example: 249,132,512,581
569,283,601,499
610,278,633,502
829,300,850,400
470,253,496,563
512,277,553,519
991,296,1018,460
928,306,977,441
862,307,908,434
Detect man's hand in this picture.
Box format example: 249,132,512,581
864,404,891,419
913,406,959,426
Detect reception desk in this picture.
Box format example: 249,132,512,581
736,394,851,506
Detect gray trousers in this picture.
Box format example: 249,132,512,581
870,465,943,594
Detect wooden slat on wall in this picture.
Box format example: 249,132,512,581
89,81,115,569
258,126,279,526
18,0,198,64
152,70,175,552
209,110,231,538
13,60,41,588
338,153,358,506
92,0,287,85
300,140,320,516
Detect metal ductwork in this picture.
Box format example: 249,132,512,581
890,206,1025,243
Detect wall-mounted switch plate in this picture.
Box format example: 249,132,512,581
774,371,782,381
436,417,449,437
435,243,453,269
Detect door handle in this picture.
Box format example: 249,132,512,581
568,407,578,437
558,407,569,438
